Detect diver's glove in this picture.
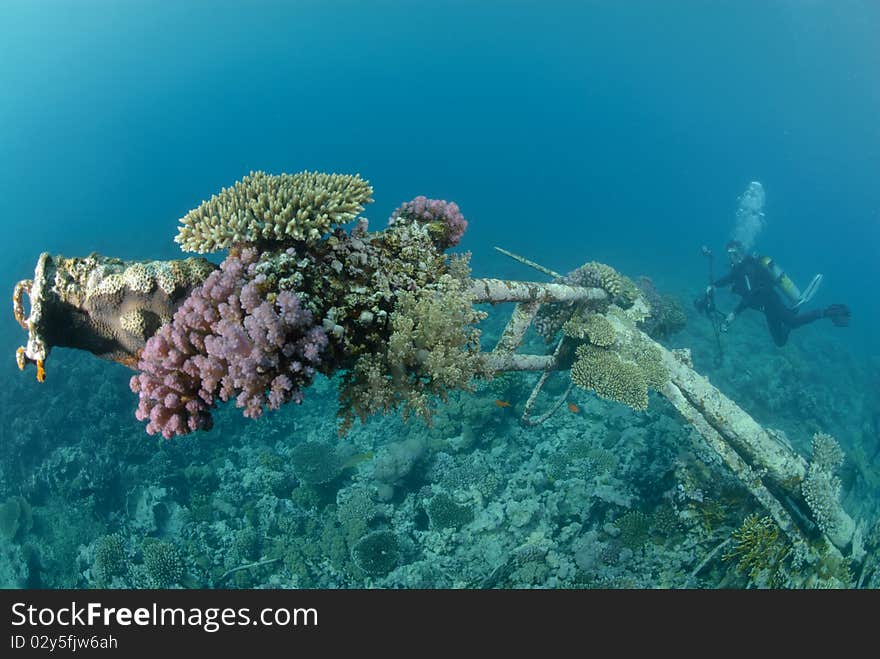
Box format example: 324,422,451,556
824,303,851,327
720,311,735,333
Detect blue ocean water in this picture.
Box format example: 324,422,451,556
0,1,877,588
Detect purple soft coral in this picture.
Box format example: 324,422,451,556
389,195,468,248
130,248,328,438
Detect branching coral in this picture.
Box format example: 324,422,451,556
93,533,128,586
562,312,616,347
129,170,485,438
801,432,854,548
142,540,185,587
571,344,650,410
569,325,667,411
175,171,373,253
337,264,489,433
616,510,651,549
130,247,329,438
534,261,637,342
723,514,790,587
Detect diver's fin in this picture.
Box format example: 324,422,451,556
794,274,823,309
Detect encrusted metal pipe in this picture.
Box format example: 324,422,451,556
13,252,215,381
469,278,607,305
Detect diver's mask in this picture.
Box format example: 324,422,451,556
726,240,744,266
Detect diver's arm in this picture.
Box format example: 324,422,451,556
712,270,735,288
721,290,754,331
711,261,745,288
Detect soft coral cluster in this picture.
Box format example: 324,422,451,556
389,196,468,248
130,247,328,438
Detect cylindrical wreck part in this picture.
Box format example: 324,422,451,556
13,252,215,379
469,278,607,305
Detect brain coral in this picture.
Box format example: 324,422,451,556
175,170,374,253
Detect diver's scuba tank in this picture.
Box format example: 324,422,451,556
756,255,823,309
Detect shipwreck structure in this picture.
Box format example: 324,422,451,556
11,170,864,585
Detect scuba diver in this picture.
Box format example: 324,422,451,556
696,240,850,347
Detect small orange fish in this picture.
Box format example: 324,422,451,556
567,402,580,414
494,399,512,408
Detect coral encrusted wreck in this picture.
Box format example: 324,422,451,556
130,171,489,437
10,172,865,572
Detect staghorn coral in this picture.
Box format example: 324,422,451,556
175,171,374,253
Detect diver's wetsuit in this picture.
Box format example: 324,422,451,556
713,255,823,347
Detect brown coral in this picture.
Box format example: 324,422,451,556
337,263,489,434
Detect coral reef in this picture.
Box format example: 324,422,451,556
569,319,667,412
723,514,789,587
533,261,637,342
351,530,400,576
127,172,486,438
389,196,468,249
5,173,872,593
635,277,686,340
142,540,185,587
0,332,870,590
802,432,854,548
175,170,373,252
338,269,489,433
130,247,329,437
